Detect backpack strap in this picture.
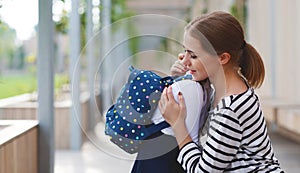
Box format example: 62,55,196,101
160,76,174,86
129,65,135,72
174,74,193,81
143,121,170,138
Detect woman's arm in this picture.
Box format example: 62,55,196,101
178,108,242,172
159,87,243,172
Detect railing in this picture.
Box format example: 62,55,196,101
0,120,38,173
261,98,300,143
0,92,90,149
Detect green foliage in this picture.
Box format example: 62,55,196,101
111,0,135,23
53,0,69,34
54,74,69,89
0,22,17,73
7,45,26,70
53,0,136,50
55,10,69,34
80,9,87,51
201,0,209,14
0,75,36,99
126,21,139,56
106,0,138,59
230,0,248,29
0,74,69,99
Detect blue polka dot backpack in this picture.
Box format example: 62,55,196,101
105,66,191,154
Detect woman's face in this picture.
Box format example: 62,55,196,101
182,31,220,81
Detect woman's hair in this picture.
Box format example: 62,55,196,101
185,11,265,88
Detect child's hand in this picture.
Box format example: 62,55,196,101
170,53,188,76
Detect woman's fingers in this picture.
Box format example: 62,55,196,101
158,98,164,113
162,87,168,101
170,60,187,76
170,53,187,76
160,87,187,128
166,86,176,103
178,53,185,60
175,61,186,71
158,87,168,113
178,92,186,115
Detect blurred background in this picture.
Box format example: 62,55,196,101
0,0,300,173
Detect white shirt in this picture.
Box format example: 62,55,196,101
151,80,204,143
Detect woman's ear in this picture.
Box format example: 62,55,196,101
218,52,231,65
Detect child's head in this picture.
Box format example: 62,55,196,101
183,11,264,88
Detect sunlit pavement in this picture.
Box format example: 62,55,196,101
55,123,300,173
269,132,300,173
55,123,135,173
55,148,133,173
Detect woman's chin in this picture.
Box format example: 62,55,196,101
192,75,199,81
192,75,207,81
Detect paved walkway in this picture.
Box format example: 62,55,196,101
269,132,300,173
55,124,300,173
55,123,135,173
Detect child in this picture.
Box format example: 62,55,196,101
130,74,211,173
105,66,211,173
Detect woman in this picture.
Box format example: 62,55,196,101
159,11,283,172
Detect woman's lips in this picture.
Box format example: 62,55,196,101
189,70,196,74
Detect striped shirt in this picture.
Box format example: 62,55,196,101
178,88,283,173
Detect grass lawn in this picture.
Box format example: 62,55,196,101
0,74,69,99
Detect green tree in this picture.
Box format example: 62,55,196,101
0,22,17,74
230,0,247,29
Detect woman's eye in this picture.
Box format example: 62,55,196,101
183,49,197,59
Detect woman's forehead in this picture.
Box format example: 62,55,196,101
183,32,203,53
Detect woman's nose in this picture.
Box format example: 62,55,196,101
182,52,191,66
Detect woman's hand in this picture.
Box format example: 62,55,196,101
159,86,186,128
159,86,193,148
170,53,188,76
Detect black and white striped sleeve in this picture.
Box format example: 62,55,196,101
177,108,242,173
